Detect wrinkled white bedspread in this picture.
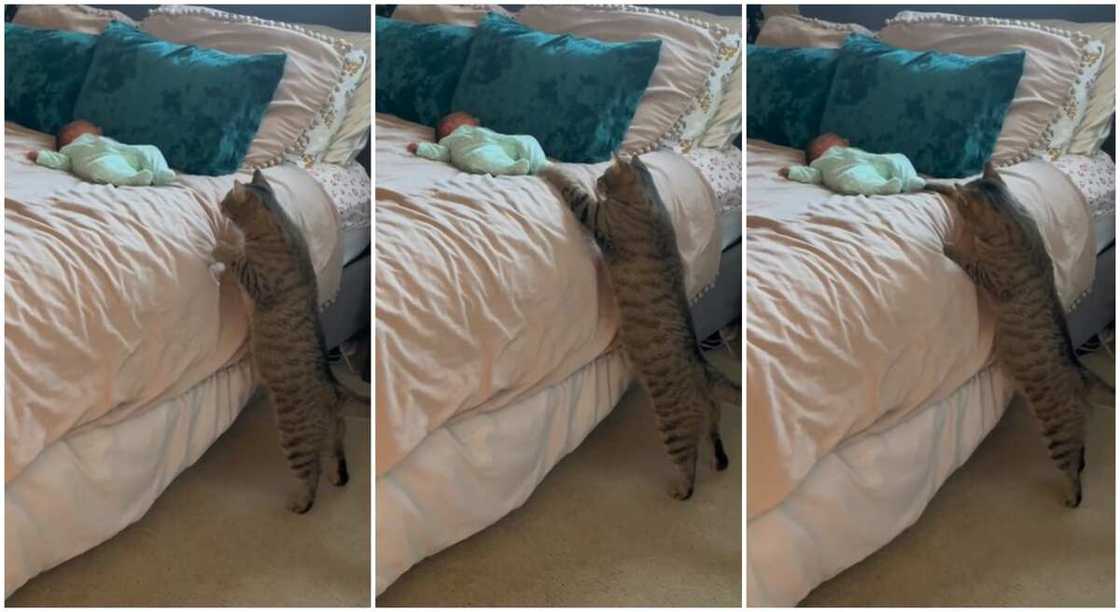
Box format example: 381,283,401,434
4,122,341,483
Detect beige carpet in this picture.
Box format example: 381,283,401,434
802,346,1115,606
7,365,371,607
378,340,743,607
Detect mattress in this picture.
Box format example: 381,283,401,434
377,348,630,594
375,112,721,480
7,354,255,597
745,138,1096,520
747,364,1014,606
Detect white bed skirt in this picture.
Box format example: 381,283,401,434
6,356,255,597
377,349,631,594
747,366,1014,606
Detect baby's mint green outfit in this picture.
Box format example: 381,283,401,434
786,146,925,195
35,133,175,186
415,125,549,176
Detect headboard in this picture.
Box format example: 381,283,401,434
746,5,1116,159
7,5,372,174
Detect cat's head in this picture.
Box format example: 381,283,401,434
935,163,1029,244
220,170,280,234
597,153,656,205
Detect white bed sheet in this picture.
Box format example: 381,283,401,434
305,161,371,264
6,354,255,597
1052,151,1116,253
376,349,630,595
747,365,1014,606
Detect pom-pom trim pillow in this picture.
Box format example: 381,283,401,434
142,5,362,170
879,11,1105,166
755,14,874,49
515,4,720,156
12,4,138,34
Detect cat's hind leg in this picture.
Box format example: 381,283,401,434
1035,397,1088,508
329,410,349,487
709,400,729,472
277,400,323,513
653,397,703,501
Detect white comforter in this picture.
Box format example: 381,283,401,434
746,138,1096,519
375,113,722,476
4,122,341,484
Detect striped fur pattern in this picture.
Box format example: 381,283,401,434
933,163,1110,508
212,170,349,514
540,155,739,500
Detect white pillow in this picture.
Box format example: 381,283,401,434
755,14,873,49
880,11,1105,165
12,4,138,33
142,5,365,170
1034,20,1115,156
660,9,744,151
390,4,512,26
516,5,722,156
297,23,371,166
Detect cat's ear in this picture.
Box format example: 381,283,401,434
251,169,268,188
982,162,1004,184
231,180,247,198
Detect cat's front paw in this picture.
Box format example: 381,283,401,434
211,240,241,265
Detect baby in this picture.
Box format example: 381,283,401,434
780,132,925,196
26,119,175,187
407,111,548,176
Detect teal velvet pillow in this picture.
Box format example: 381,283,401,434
745,45,840,151
375,16,476,128
72,21,285,176
450,12,661,163
5,24,98,135
819,35,1025,178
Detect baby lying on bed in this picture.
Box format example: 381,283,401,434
780,132,925,196
407,111,549,176
26,120,175,187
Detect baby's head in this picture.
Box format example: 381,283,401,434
56,119,102,150
806,132,849,163
436,111,479,140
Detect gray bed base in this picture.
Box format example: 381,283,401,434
1069,242,1115,349
692,239,742,341
322,250,371,350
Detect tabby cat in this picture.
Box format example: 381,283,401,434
212,170,350,514
931,163,1111,507
540,155,739,500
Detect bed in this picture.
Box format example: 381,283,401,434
374,5,743,595
4,5,370,597
745,9,1115,606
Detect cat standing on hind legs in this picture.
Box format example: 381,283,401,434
929,163,1111,508
540,154,738,500
212,170,350,513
